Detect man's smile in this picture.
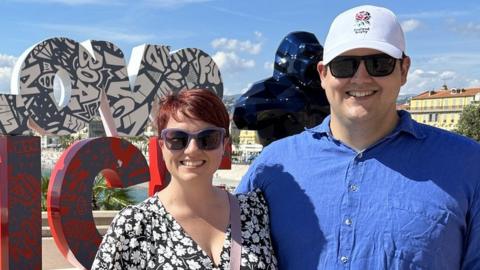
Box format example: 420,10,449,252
346,90,378,98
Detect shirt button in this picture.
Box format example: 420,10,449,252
340,256,349,264
344,218,353,226
357,152,363,159
349,184,358,192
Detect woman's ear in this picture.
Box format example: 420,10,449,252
158,139,164,148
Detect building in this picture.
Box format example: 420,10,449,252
238,130,260,145
88,117,106,137
229,117,240,144
40,135,60,148
408,87,480,130
231,129,263,162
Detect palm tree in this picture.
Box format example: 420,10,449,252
41,176,50,211
58,134,76,149
41,174,137,211
92,175,137,210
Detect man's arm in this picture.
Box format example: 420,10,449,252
235,158,263,193
462,181,480,269
235,145,277,194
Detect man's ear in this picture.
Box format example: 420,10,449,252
317,61,328,89
400,56,411,86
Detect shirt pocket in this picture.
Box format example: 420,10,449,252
383,197,453,269
388,198,450,240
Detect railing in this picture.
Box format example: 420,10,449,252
42,210,117,237
408,105,465,113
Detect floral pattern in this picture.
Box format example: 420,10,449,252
92,189,277,269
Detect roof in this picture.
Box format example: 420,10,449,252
411,88,480,100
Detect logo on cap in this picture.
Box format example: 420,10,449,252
354,11,371,34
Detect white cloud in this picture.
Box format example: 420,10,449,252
450,21,480,37
264,61,273,70
400,10,471,19
210,32,263,76
466,78,480,88
241,83,253,93
0,54,17,67
9,0,213,7
425,54,480,67
401,52,480,94
0,54,17,94
211,33,263,55
9,0,125,5
211,38,262,55
402,68,469,95
208,6,277,23
401,19,421,32
144,0,213,8
37,23,155,43
411,69,438,78
0,67,13,94
439,71,456,80
403,69,440,94
212,51,255,73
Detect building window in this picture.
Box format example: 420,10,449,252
428,113,438,122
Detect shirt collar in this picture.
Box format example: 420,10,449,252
306,110,426,140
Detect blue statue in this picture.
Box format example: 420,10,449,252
233,31,329,146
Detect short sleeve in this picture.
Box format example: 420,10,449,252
235,160,263,193
235,144,276,194
235,189,277,269
236,189,269,217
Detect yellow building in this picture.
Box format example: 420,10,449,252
238,130,260,144
408,87,480,130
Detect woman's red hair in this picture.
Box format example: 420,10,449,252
156,89,230,137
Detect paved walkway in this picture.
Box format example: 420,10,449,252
43,238,76,269
213,164,249,189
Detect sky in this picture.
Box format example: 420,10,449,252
1,0,480,96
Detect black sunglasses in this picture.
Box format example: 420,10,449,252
328,53,401,78
160,127,226,151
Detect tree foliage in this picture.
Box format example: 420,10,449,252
41,174,137,211
456,103,480,141
92,175,137,210
59,134,76,149
41,176,49,211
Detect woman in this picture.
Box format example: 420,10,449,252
92,89,277,269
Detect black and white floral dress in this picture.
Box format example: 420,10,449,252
91,189,277,269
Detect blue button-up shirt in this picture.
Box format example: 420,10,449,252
236,111,480,269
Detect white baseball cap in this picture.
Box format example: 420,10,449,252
323,5,405,64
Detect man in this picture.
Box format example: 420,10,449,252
236,5,480,269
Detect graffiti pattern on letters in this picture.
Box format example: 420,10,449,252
0,94,29,135
16,37,101,135
94,42,223,136
3,38,223,136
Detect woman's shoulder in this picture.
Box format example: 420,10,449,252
92,195,165,269
107,194,165,236
117,194,162,218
